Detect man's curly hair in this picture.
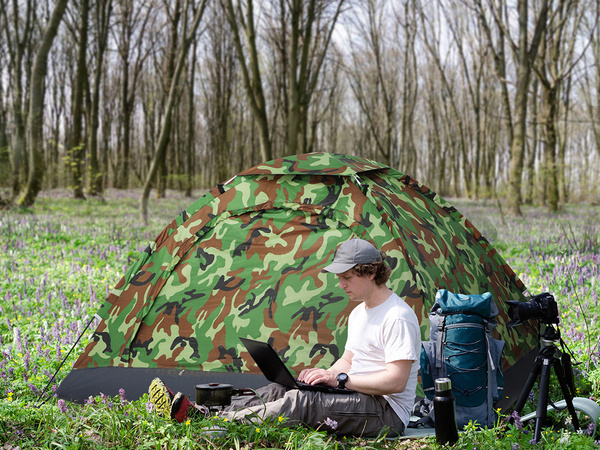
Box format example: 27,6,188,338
352,251,391,286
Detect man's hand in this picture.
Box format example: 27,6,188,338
297,368,338,387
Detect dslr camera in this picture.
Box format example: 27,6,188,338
507,292,559,327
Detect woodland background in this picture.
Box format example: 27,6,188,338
1,0,600,221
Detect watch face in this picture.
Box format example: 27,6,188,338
339,373,348,381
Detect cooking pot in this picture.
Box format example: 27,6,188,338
195,383,254,407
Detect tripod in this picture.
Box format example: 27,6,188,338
512,325,580,443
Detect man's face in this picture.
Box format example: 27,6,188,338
336,268,374,303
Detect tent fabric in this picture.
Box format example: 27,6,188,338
58,153,536,404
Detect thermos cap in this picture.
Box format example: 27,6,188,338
435,377,452,392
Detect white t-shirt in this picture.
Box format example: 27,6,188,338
344,292,421,427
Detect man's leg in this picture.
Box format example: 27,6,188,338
222,389,404,437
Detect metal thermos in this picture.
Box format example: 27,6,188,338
433,377,459,445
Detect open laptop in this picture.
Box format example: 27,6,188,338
239,337,353,394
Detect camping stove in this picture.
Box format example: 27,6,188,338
195,383,254,412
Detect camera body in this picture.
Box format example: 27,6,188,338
507,292,559,327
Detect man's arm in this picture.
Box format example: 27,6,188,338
298,350,413,395
345,359,413,395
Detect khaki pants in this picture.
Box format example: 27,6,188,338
221,383,405,437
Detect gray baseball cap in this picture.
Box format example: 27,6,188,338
321,239,381,274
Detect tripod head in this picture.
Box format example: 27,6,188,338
540,323,560,342
538,324,562,355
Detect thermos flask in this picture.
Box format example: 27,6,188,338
433,377,459,445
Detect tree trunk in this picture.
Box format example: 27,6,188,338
156,0,183,199
70,0,90,200
116,62,131,189
224,0,272,163
524,78,539,204
506,0,548,216
1,0,34,200
542,83,559,212
16,0,69,207
140,0,207,224
88,0,113,197
185,43,196,197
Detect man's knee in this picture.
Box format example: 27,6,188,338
281,388,310,409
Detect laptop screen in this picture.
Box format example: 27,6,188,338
239,337,298,388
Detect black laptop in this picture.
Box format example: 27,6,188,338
239,337,353,394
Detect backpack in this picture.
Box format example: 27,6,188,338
420,289,505,429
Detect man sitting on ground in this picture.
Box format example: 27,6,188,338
149,238,421,437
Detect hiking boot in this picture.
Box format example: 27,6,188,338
148,378,174,417
170,392,210,423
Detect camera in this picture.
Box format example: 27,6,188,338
507,292,559,327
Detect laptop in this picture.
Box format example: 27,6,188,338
239,337,353,394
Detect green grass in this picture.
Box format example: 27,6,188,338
1,189,599,448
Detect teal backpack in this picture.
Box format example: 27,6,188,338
420,289,505,429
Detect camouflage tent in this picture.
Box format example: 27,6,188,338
58,153,537,406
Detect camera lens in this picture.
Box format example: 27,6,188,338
509,300,542,324
507,293,559,327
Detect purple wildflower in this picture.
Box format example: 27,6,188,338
510,410,523,430
58,399,67,414
119,388,126,405
13,327,23,353
145,402,154,413
512,444,520,450
586,422,594,436
28,383,39,395
322,417,338,430
100,392,107,405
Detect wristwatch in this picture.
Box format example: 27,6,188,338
336,372,349,389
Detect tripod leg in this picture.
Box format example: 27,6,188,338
533,359,552,443
552,358,581,431
513,356,542,415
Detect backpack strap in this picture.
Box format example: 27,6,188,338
485,321,495,426
435,316,446,376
